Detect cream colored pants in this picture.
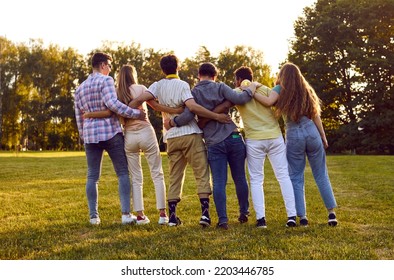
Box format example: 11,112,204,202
124,125,166,211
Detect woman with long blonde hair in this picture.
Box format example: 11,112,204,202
254,62,338,227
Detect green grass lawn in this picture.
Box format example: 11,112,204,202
0,151,393,260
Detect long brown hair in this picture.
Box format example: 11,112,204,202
116,64,139,105
274,63,321,122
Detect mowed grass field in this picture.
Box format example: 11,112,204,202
0,151,393,260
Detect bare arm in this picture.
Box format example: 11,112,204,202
253,90,279,107
147,99,184,114
128,90,155,108
312,114,329,149
83,109,112,119
185,98,231,124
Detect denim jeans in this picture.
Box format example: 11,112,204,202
84,133,131,218
286,117,337,217
208,132,249,224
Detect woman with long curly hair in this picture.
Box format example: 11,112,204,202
253,62,338,227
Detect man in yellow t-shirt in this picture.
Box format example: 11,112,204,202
234,66,296,228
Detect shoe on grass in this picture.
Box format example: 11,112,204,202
136,215,150,225
216,222,229,230
122,214,137,224
90,217,101,225
199,215,211,227
300,217,309,227
286,216,297,227
328,213,338,226
168,216,182,227
256,217,267,228
158,213,169,225
238,213,249,224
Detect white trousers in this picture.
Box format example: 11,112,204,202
246,136,296,219
124,125,166,212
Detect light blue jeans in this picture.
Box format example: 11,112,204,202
84,133,131,219
208,132,249,224
285,117,337,217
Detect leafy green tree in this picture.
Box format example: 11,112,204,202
289,0,394,154
0,38,25,150
217,45,274,126
19,40,78,150
217,45,274,86
180,46,217,87
48,47,86,150
0,39,87,150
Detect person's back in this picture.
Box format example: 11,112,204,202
123,84,168,226
123,84,150,131
74,52,143,226
235,85,281,140
144,54,214,227
272,62,338,226
177,62,258,229
75,72,123,143
149,77,202,142
191,81,237,146
234,66,296,229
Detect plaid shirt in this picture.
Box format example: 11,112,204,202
74,72,141,144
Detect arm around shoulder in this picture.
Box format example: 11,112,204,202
185,99,231,124
147,99,184,114
129,90,155,108
254,90,279,107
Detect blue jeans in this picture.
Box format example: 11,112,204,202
286,117,337,217
208,132,249,224
84,133,131,218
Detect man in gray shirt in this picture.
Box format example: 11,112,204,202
165,62,259,229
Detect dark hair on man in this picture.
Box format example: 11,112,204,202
91,52,112,68
234,66,253,81
160,54,179,75
198,62,218,78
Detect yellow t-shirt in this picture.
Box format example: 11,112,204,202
235,85,281,140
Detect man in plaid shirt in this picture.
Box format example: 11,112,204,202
74,52,145,225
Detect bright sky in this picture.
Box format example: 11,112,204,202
2,0,316,72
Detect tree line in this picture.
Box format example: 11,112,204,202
0,39,272,152
0,0,393,154
290,0,393,154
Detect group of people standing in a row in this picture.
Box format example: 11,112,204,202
74,52,338,229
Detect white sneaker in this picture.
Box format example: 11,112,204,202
122,214,137,224
136,215,150,225
158,215,169,225
90,217,101,225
